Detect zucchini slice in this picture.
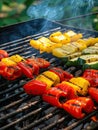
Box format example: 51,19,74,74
82,61,98,70
61,52,82,63
82,46,98,54
66,54,98,66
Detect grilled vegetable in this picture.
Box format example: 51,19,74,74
9,54,25,63
26,57,50,69
0,50,9,60
30,37,62,53
89,87,98,103
1,57,16,66
82,46,98,54
52,41,86,58
17,61,34,78
71,41,87,51
55,83,77,99
82,61,98,70
94,43,98,47
69,77,90,96
83,37,98,46
23,79,47,95
52,47,68,57
49,31,70,44
64,30,83,42
42,87,67,108
0,61,22,80
63,97,94,119
25,59,39,75
36,71,60,89
66,54,98,67
62,80,88,96
82,69,98,87
49,67,73,82
61,52,82,63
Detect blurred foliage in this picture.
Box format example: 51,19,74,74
0,0,98,31
0,0,36,27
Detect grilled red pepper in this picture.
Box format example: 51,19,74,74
26,57,50,68
89,87,98,103
0,50,9,60
0,61,7,75
17,61,34,78
26,59,39,75
82,69,98,87
0,63,22,80
63,97,94,119
42,87,67,108
55,83,77,99
49,67,73,82
23,79,47,95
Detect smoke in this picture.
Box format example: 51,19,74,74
27,0,95,20
26,0,97,30
70,0,94,16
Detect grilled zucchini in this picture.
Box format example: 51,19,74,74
82,61,98,70
66,54,98,67
82,46,98,54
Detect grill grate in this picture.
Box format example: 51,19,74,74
0,18,98,130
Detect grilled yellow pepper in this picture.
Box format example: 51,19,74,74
9,54,25,63
83,37,98,46
49,31,70,44
69,77,90,96
30,37,62,53
62,77,90,96
36,71,60,89
1,57,16,66
64,30,83,42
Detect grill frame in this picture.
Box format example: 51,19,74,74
0,18,98,130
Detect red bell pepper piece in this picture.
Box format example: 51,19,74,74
63,97,94,119
26,59,39,75
89,87,98,103
0,61,7,75
42,87,67,108
26,57,50,68
1,64,22,80
23,79,47,95
55,83,77,99
49,67,73,82
0,50,9,61
82,69,98,87
17,61,33,78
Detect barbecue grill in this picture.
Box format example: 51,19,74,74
0,18,98,130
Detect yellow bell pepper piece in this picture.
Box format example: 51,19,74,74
36,71,60,89
62,79,88,96
49,31,70,44
69,77,90,96
42,71,60,86
36,74,54,89
30,39,41,50
9,54,25,63
30,37,62,53
83,37,98,46
64,30,83,42
1,58,16,66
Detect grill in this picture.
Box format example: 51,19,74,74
0,18,98,130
